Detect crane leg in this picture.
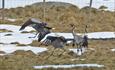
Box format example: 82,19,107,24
58,48,66,57
44,48,56,60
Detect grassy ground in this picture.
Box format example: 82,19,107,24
0,2,115,32
0,2,115,70
0,29,13,33
0,40,115,70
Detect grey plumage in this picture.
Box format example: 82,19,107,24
19,18,47,31
42,36,67,48
19,18,52,40
70,24,88,52
42,36,67,59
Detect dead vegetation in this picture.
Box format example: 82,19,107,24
0,2,115,33
0,2,115,70
0,29,13,33
0,40,115,70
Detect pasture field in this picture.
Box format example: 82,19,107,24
0,39,115,70
0,2,115,33
0,2,115,70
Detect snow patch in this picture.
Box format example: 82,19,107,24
0,44,47,54
111,49,115,52
86,32,115,39
0,24,115,45
41,32,115,42
33,64,104,69
0,32,36,44
0,24,37,44
69,48,86,56
0,24,34,32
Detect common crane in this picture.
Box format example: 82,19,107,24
70,24,88,54
39,35,69,59
19,18,52,40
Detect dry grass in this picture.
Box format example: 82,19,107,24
0,29,13,33
0,2,115,70
0,40,115,70
0,2,115,32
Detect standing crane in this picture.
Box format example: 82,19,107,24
70,24,88,54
